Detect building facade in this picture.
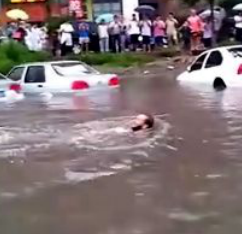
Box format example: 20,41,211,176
92,0,122,19
90,0,177,20
0,0,177,23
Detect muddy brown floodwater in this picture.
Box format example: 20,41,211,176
1,63,242,234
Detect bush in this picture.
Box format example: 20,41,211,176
155,47,181,58
0,58,15,75
75,53,154,67
0,41,51,74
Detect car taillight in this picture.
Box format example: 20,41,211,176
72,81,89,90
108,76,120,86
9,84,21,92
238,64,242,75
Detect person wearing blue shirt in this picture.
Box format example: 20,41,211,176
79,21,90,53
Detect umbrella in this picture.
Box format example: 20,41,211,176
199,8,225,31
233,3,242,11
95,13,114,24
6,9,29,21
135,5,156,16
200,8,226,20
200,10,220,19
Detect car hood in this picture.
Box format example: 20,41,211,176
177,71,189,81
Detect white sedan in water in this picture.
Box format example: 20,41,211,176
6,61,120,94
177,45,242,89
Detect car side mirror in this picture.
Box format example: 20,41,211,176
187,66,191,72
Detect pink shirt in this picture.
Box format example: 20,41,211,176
153,20,165,37
187,15,203,33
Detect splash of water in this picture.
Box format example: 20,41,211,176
70,115,170,151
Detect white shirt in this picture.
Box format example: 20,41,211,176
234,15,242,29
140,20,152,36
109,21,121,35
128,20,140,35
203,22,212,39
98,24,109,38
59,23,74,46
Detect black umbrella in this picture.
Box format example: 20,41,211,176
135,5,156,16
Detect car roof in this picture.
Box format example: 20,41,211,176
16,60,83,67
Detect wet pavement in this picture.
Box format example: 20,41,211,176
1,66,242,234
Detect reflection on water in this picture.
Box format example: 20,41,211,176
2,77,242,234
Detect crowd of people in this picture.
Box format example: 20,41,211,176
0,8,237,56
1,21,48,51
58,9,220,56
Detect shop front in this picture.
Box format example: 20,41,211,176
92,0,121,19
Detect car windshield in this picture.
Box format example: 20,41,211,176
228,48,242,58
52,62,99,76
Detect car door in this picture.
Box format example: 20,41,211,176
22,66,46,93
202,50,224,84
186,52,209,82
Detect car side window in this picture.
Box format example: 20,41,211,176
25,66,45,83
205,51,223,68
8,67,24,81
190,54,207,72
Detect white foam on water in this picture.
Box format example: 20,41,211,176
167,209,220,222
0,131,13,144
0,192,18,199
110,163,131,170
206,174,225,179
65,170,116,183
4,90,25,102
70,116,171,152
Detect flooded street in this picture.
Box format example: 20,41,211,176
1,67,242,234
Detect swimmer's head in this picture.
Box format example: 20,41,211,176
132,114,154,132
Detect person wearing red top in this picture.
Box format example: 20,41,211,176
153,16,166,47
187,9,203,53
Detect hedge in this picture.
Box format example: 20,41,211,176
0,42,178,76
0,41,51,74
69,53,155,67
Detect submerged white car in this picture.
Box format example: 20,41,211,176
177,45,242,89
6,61,120,94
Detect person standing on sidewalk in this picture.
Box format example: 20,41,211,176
153,15,166,47
179,21,191,54
109,15,122,53
120,16,128,51
139,15,152,52
98,19,109,53
166,12,179,46
128,14,140,52
234,11,242,42
78,21,90,53
59,21,74,56
187,9,203,53
203,17,213,49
